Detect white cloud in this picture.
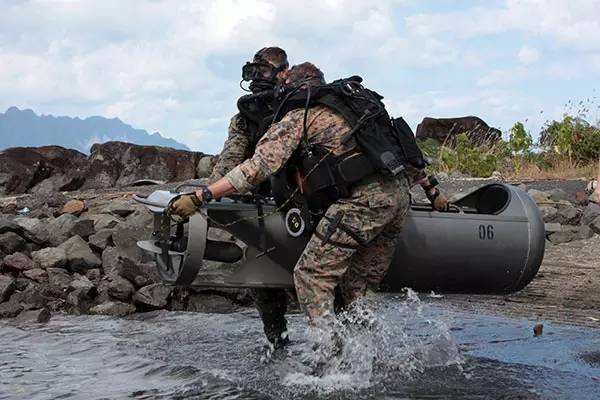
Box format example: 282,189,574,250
406,0,600,50
518,46,540,64
0,0,597,153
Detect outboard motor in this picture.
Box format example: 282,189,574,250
133,183,544,294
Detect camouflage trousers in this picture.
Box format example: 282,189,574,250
293,174,411,321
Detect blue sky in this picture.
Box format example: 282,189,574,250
1,0,599,153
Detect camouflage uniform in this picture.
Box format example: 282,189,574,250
210,112,289,344
226,105,411,321
209,114,251,182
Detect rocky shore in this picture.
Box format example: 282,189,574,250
0,185,253,323
0,142,598,325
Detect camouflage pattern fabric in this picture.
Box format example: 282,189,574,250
209,113,251,183
223,102,411,322
294,174,411,320
225,105,357,193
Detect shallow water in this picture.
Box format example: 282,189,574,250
1,293,599,400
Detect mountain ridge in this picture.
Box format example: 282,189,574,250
0,106,189,152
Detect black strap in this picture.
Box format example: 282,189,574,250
320,212,364,247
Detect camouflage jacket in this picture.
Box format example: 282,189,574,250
209,114,251,183
226,105,357,193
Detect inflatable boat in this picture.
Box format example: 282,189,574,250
134,183,544,294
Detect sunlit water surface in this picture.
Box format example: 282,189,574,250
1,291,599,400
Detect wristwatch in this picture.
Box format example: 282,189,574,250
200,186,214,203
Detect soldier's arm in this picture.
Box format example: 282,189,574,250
209,114,251,183
223,109,305,194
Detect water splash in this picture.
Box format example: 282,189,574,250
281,289,463,394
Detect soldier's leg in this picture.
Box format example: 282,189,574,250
251,288,289,346
293,224,359,321
339,177,411,306
294,176,408,321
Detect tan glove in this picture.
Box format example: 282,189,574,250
168,194,202,218
426,188,449,211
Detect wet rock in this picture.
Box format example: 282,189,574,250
574,225,594,241
88,229,113,252
0,232,26,254
133,283,172,309
70,219,95,240
90,300,136,316
117,258,158,288
12,217,49,244
15,308,51,324
533,323,544,337
62,200,86,216
527,189,551,205
23,268,48,283
67,287,97,314
46,268,72,291
0,301,23,318
582,203,600,226
548,230,575,245
31,247,68,269
2,252,35,272
187,293,239,313
57,235,102,272
590,216,600,235
0,274,16,302
107,275,135,301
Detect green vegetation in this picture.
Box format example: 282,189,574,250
420,114,599,179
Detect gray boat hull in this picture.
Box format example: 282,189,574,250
134,183,544,294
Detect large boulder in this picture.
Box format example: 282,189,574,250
83,141,206,189
416,116,502,144
0,146,88,195
15,308,51,324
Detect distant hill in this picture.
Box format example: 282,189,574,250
0,107,189,152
